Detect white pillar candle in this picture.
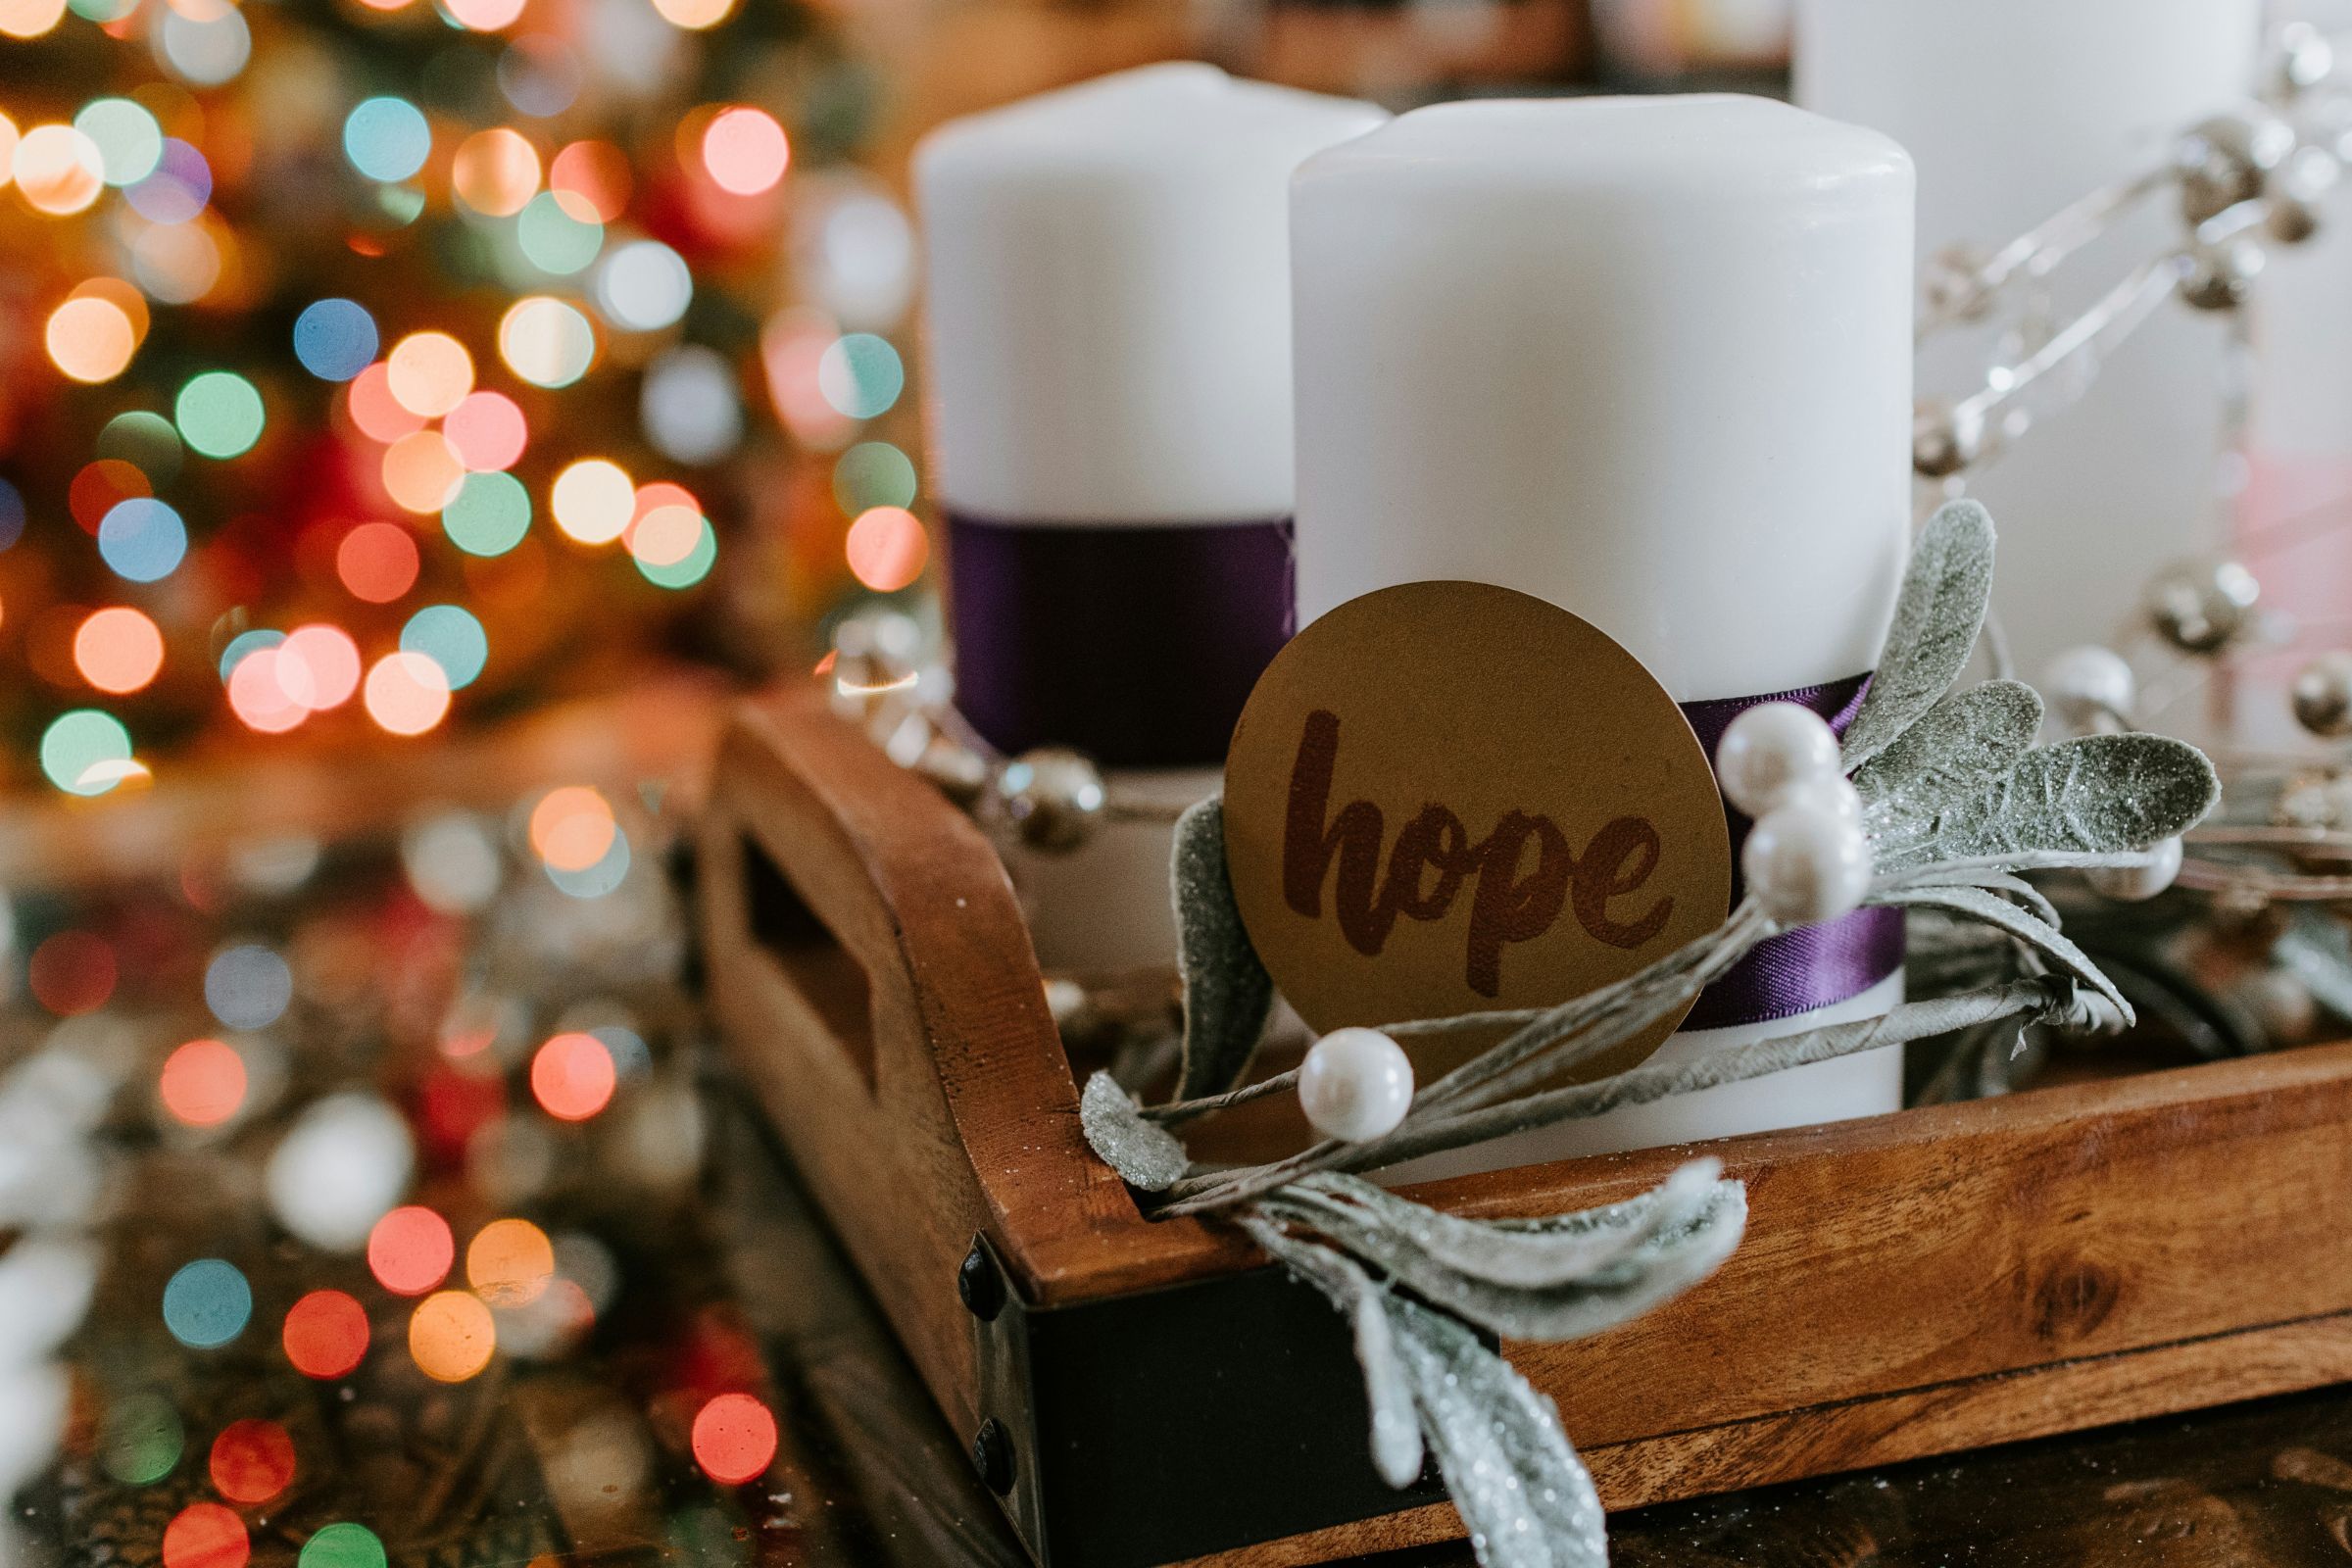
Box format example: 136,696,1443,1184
914,64,1383,977
1292,95,1914,1168
1796,0,2263,682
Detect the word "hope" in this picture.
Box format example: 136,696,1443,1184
1282,710,1674,997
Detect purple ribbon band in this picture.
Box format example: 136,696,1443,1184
1678,672,1906,1031
946,511,1296,768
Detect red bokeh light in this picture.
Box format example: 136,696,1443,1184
367,1205,455,1297
530,1032,615,1122
337,521,421,604
283,1289,370,1379
690,1393,779,1485
161,1502,249,1568
208,1417,296,1503
28,930,117,1016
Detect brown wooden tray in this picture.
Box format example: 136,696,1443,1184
696,679,2352,1568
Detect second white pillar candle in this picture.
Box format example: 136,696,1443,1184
1291,95,1915,1165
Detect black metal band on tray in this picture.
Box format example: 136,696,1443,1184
945,510,1296,769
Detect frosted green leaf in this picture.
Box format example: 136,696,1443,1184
1857,679,2043,858
1892,733,2219,868
1077,1072,1189,1192
1841,500,1996,769
1172,797,1275,1100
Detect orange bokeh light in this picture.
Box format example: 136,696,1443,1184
381,430,466,514
46,295,136,383
691,1393,779,1485
530,1032,615,1121
700,107,788,196
283,1288,370,1379
466,1217,555,1306
410,1290,497,1382
528,786,615,871
368,1205,455,1297
337,521,421,603
452,127,539,215
74,607,165,694
347,362,427,444
845,506,928,592
159,1038,247,1127
364,650,453,735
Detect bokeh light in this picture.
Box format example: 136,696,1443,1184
206,942,293,1028
294,299,379,381
365,650,452,734
0,0,65,38
159,7,251,85
348,363,427,442
626,503,702,569
594,240,692,331
127,138,211,222
516,190,602,274
442,470,531,556
161,1501,249,1568
175,370,265,458
400,604,489,689
159,1038,247,1126
387,331,474,417
466,1217,555,1306
344,97,431,183
845,506,928,591
529,787,615,871
74,458,152,533
551,459,632,543
337,522,421,603
162,1258,252,1348
283,1289,370,1379
47,294,139,383
409,1291,496,1382
282,625,362,710
834,442,918,514
74,97,163,185
452,127,539,215
94,411,181,484
531,1032,615,1120
40,709,138,796
701,107,788,195
298,1522,387,1568
654,0,736,25
445,391,527,471
549,139,629,221
28,929,117,1013
74,607,165,693
446,0,528,30
691,1393,779,1485
101,1391,183,1485
98,497,187,581
816,332,903,419
15,123,106,216
227,647,308,734
642,345,742,464
209,1418,296,1503
368,1205,454,1296
382,430,466,514
498,295,596,387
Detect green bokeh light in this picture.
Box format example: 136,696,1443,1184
174,370,265,459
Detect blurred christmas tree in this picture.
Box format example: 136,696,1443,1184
0,0,932,800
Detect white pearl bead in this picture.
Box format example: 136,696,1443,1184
2043,645,2135,729
1741,802,1872,925
1298,1027,1414,1144
1715,703,1842,819
2085,836,2183,903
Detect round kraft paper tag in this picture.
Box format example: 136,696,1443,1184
1222,580,1733,1082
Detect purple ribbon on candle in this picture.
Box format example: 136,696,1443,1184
946,511,1296,768
1678,672,1906,1031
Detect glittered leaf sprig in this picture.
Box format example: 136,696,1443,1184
1074,499,2221,1568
